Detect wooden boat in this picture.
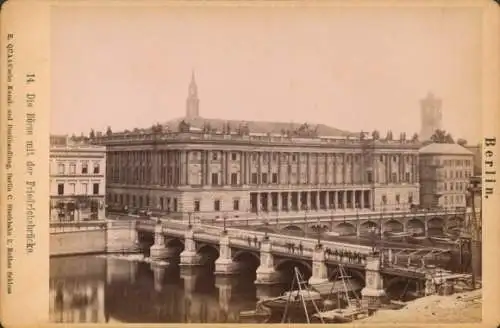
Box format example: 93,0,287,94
313,305,366,323
259,289,324,322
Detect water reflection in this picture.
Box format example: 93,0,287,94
49,255,268,323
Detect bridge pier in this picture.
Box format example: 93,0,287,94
309,245,329,286
255,237,281,285
150,223,172,261
180,229,201,266
361,253,387,310
215,232,239,275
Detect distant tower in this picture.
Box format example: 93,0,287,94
420,92,443,141
186,70,200,119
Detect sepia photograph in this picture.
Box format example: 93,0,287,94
44,1,488,324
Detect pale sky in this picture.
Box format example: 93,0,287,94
51,3,482,143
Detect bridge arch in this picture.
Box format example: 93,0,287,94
333,222,356,236
196,244,220,267
384,276,420,301
447,216,464,230
232,251,260,278
427,217,445,236
165,238,184,247
310,224,330,234
136,231,155,255
407,218,425,235
281,225,305,236
232,250,260,265
383,219,404,233
360,221,379,235
275,259,312,282
327,266,365,288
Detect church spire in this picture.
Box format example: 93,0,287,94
186,70,199,119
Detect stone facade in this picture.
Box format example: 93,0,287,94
91,74,420,223
50,136,107,222
419,143,474,210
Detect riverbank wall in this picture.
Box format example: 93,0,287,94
50,220,138,256
50,223,107,256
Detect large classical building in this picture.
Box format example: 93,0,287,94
420,92,443,142
418,143,474,210
50,135,107,222
91,74,421,222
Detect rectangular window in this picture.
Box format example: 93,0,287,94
194,200,200,212
395,194,400,204
212,152,218,160
57,163,65,175
93,163,100,174
408,193,413,204
93,183,99,195
233,199,240,211
69,163,76,174
391,172,397,183
262,173,268,184
211,173,219,185
251,173,258,184
82,183,88,194
173,198,178,212
405,172,410,182
57,183,64,195
382,195,387,205
444,182,447,191
231,152,237,161
272,173,278,184
81,162,88,174
70,183,76,194
214,200,221,211
231,173,238,185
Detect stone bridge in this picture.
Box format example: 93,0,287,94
200,208,471,238
132,219,467,306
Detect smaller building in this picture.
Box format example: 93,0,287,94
465,144,482,176
50,135,107,222
418,143,474,210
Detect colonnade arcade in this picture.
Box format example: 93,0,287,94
250,189,372,212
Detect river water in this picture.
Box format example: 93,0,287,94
49,254,290,324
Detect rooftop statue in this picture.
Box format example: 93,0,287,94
293,122,318,138
202,122,212,134
178,120,191,133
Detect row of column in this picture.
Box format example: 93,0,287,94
108,150,419,187
250,190,372,212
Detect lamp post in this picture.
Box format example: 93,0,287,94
304,205,308,237
188,212,192,229
223,213,228,234
316,215,321,247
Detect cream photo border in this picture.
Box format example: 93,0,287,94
0,0,499,327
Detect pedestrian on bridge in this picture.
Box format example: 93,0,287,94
253,236,258,247
298,242,303,254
